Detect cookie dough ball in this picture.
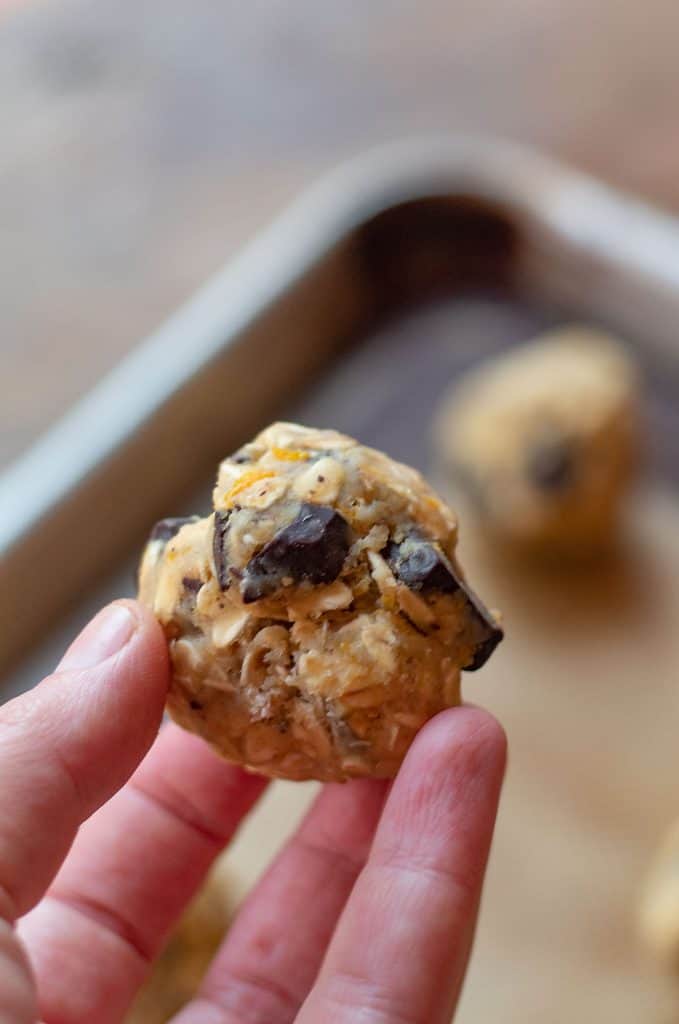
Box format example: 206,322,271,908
139,422,503,781
434,327,639,552
639,820,679,970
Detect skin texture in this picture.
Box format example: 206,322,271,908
0,600,506,1024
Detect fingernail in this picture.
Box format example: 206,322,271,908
59,603,137,671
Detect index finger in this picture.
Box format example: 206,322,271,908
297,706,507,1024
0,600,169,920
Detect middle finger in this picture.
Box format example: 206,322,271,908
173,777,388,1024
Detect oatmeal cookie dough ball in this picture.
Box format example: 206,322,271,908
434,327,639,553
139,422,503,782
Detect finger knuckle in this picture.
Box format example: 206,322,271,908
203,968,300,1024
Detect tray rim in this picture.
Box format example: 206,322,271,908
3,134,679,674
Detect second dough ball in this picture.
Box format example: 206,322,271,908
639,819,679,971
434,327,639,553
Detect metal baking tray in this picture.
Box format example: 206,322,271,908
2,136,679,686
3,137,679,1021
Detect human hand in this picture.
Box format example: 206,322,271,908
0,599,506,1024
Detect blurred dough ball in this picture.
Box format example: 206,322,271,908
125,855,235,1024
434,326,640,554
639,819,679,970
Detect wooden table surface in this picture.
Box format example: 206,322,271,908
3,0,679,469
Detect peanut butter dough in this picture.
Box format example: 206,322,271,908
434,327,639,553
139,423,502,781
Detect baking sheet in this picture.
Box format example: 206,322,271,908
6,138,679,675
6,290,679,1021
3,295,541,695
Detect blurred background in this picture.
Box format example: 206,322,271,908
4,0,679,470
5,4,679,1023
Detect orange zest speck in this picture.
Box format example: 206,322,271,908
271,447,310,462
223,469,275,506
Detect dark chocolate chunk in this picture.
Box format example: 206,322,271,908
460,584,504,671
212,510,231,590
182,576,202,594
189,699,203,710
241,503,350,603
384,536,461,594
465,625,503,671
149,516,199,543
525,432,575,492
386,535,503,671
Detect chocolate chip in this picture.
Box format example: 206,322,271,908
182,576,202,594
460,587,504,671
384,536,460,594
525,432,575,492
212,510,231,590
149,516,199,543
241,503,350,603
465,629,501,671
386,535,503,671
189,699,202,710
